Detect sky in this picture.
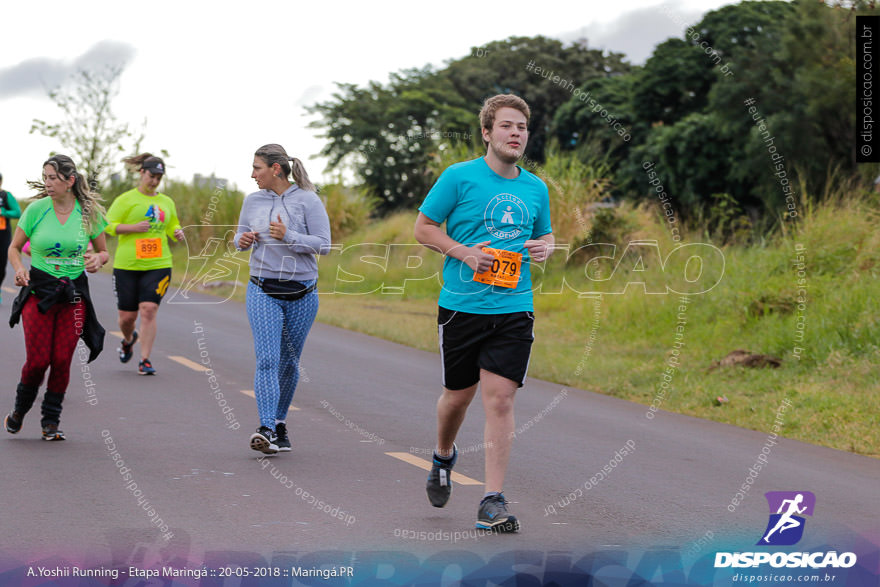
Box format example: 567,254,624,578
0,0,736,200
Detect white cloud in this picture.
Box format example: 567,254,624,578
558,2,713,64
0,41,135,98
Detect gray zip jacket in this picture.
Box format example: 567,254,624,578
233,185,331,281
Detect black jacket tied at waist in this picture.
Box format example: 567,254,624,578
9,266,105,362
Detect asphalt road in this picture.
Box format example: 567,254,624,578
0,271,877,584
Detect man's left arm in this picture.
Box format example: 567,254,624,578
524,183,553,262
524,233,554,262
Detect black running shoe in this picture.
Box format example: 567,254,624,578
426,443,458,507
138,358,156,375
249,426,278,454
119,331,138,363
4,411,23,434
273,423,291,452
476,494,520,532
41,423,66,441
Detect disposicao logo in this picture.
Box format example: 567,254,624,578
714,491,857,570
758,491,815,546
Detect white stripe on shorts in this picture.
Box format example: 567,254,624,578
438,322,446,388
521,312,536,385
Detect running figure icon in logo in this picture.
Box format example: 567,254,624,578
758,491,816,546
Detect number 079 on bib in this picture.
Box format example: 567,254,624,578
473,247,523,289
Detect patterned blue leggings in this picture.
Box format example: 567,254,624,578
245,280,319,430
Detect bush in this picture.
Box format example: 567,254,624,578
689,192,753,245
319,183,377,242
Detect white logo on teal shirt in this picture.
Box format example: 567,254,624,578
484,194,528,239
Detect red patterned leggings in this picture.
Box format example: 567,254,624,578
20,296,85,394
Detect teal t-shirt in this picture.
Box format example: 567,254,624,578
18,197,108,279
419,157,552,314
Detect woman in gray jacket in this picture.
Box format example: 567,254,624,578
234,144,331,454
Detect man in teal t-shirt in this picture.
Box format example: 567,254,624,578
414,94,554,533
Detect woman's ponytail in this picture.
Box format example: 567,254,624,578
289,157,315,192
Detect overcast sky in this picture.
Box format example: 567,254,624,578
0,0,735,201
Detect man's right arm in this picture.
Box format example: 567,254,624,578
414,212,494,274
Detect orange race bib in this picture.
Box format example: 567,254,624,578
473,247,523,289
0,217,6,230
135,238,162,259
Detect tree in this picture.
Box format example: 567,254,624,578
708,0,862,210
764,0,858,194
440,36,631,160
30,65,140,190
307,67,473,214
631,111,737,210
555,0,797,214
307,36,632,213
631,39,716,127
552,72,638,159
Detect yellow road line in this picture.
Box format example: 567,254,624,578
240,389,299,411
385,452,483,485
1,286,16,294
112,336,300,413
168,355,209,372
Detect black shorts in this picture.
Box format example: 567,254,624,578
438,307,535,390
113,268,172,311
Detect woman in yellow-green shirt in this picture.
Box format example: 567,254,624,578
105,153,183,375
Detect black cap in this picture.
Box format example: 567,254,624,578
143,157,166,175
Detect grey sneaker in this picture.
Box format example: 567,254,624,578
426,443,458,507
476,493,520,532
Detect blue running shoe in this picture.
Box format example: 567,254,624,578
138,358,156,375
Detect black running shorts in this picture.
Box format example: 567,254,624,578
113,268,172,311
437,306,535,390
